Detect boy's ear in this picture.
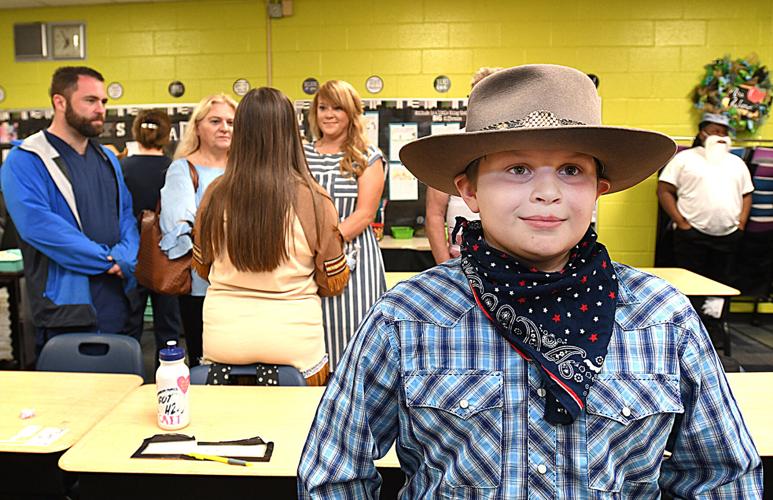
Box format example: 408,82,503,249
596,179,611,198
454,173,480,213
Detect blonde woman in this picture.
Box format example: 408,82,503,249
159,93,236,366
304,80,386,370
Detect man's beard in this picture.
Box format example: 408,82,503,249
64,101,104,138
704,134,731,165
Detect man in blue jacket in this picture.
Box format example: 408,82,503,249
1,66,139,351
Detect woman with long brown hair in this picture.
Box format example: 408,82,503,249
159,93,236,366
193,87,348,386
304,80,386,370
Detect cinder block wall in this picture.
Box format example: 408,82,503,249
1,0,772,266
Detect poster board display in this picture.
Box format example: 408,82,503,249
0,104,198,157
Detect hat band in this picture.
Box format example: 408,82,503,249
480,110,585,131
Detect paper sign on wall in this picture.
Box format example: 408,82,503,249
430,122,461,136
389,123,418,162
364,111,379,147
388,162,418,201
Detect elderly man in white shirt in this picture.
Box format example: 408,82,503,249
657,113,753,318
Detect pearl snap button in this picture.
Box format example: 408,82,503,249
460,399,469,409
622,406,631,417
537,388,546,398
537,464,547,474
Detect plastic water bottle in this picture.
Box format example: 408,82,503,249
156,340,190,430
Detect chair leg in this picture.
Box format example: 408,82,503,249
721,299,731,357
752,297,761,327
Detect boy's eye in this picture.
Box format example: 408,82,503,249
508,165,530,175
560,165,581,176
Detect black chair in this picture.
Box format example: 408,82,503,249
190,363,306,386
36,333,144,378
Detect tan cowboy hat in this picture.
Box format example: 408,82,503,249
399,64,677,195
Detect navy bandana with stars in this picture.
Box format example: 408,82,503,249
455,218,619,425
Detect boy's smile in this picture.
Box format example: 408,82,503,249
455,149,610,272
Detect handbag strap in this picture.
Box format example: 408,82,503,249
151,159,200,215
185,159,200,192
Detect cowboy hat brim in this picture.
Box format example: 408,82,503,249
399,125,677,195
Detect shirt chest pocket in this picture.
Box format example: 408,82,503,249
585,373,684,493
404,370,503,489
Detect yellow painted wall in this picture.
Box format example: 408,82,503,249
1,0,772,265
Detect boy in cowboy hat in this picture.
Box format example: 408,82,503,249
298,65,762,498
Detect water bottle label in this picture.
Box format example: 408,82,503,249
157,375,190,427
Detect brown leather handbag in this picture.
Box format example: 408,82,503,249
135,161,199,295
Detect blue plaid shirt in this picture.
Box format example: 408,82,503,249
298,262,763,499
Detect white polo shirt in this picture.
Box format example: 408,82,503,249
659,147,753,236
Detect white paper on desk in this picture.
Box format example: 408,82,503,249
388,162,418,201
389,123,418,162
0,424,41,443
25,427,68,446
142,439,197,455
140,440,268,459
196,443,268,458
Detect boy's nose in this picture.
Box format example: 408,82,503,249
530,174,561,204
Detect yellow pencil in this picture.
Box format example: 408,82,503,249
186,452,254,467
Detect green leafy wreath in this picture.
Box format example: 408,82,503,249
691,54,772,134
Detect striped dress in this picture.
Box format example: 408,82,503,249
304,142,387,370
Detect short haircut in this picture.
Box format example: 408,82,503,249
49,66,104,103
131,109,172,150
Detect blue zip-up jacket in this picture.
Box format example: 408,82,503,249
0,131,139,328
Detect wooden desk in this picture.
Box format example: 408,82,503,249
639,267,740,355
638,267,740,297
726,372,773,496
726,372,773,457
60,385,400,498
378,235,430,251
0,371,142,453
386,271,419,289
0,371,142,496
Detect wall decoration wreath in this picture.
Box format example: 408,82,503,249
691,54,771,134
